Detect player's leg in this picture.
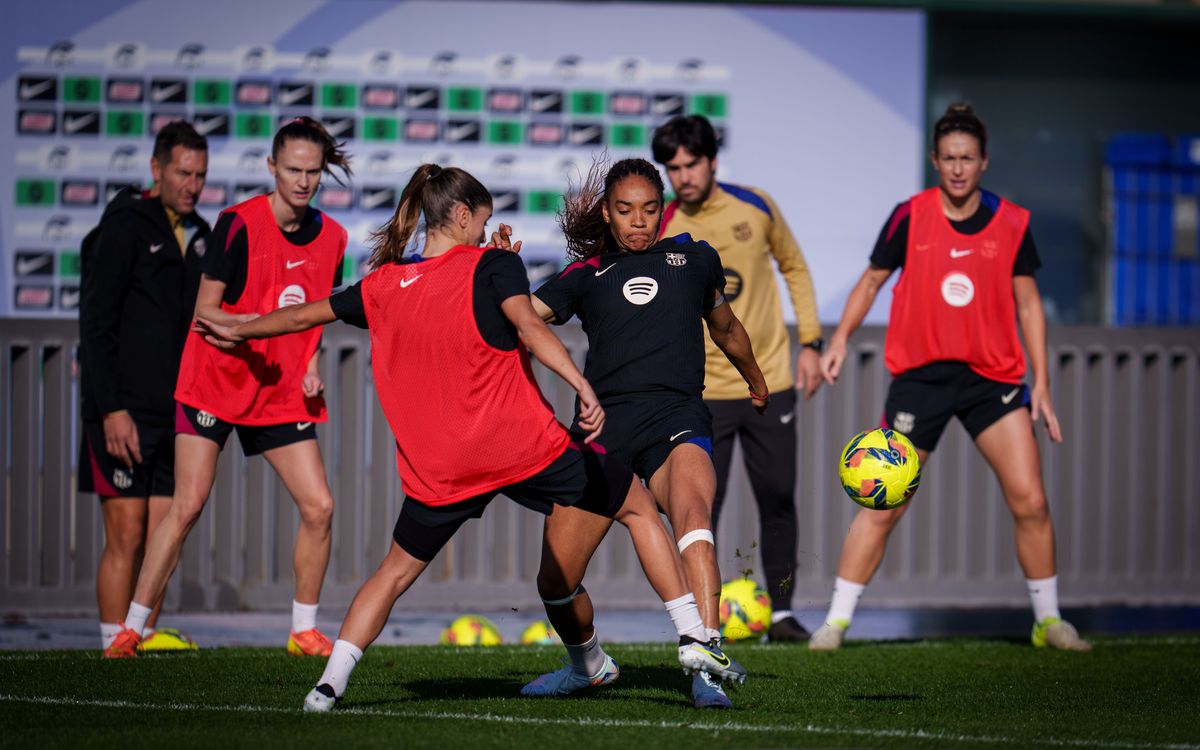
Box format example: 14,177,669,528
97,496,148,649
107,425,223,657
972,403,1090,651
305,496,479,711
737,389,807,641
260,430,335,655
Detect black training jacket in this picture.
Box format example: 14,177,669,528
79,188,210,426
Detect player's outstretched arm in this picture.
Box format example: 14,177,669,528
821,265,892,384
705,300,770,412
500,294,605,441
196,298,337,348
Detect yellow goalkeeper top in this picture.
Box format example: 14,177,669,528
660,182,820,400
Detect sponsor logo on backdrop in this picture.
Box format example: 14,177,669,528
198,183,227,207
18,110,57,134
107,78,144,103
61,180,99,206
15,286,54,309
175,44,204,69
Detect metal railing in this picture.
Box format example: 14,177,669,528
2,319,1197,613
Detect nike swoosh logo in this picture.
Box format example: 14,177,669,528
446,123,478,141
529,93,560,112
149,243,163,254
569,125,602,144
1001,387,1020,405
16,256,52,275
193,116,227,136
286,259,306,269
950,248,973,259
652,96,683,114
595,264,617,277
698,645,730,668
20,80,53,99
406,89,437,108
151,81,184,102
669,430,693,442
779,411,795,424
324,119,352,137
296,422,313,431
399,275,422,288
360,191,393,210
63,113,97,134
60,289,81,308
279,86,312,106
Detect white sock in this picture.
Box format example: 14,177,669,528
564,631,607,677
293,600,319,633
100,622,122,649
1026,575,1061,623
771,610,794,625
826,577,866,627
317,639,363,697
705,627,722,641
664,593,707,641
125,601,153,636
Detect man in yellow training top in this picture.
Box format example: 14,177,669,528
653,115,823,641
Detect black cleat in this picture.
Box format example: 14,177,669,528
767,615,811,643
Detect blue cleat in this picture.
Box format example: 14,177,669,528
692,670,733,709
521,654,619,696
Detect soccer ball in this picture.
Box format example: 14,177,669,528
719,578,772,642
519,620,561,646
439,615,502,646
838,428,921,510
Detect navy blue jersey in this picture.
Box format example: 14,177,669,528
534,234,726,400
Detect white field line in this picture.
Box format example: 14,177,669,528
0,693,1197,750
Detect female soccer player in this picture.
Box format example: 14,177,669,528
519,158,771,709
105,117,351,658
193,164,730,712
810,103,1090,652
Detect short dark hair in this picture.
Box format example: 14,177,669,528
651,115,718,164
152,120,207,165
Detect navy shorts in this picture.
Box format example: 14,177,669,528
175,402,317,456
392,441,632,562
884,361,1030,452
78,419,175,499
576,393,713,483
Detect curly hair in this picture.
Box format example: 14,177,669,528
558,157,665,263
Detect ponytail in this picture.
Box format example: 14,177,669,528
272,115,353,184
368,164,492,269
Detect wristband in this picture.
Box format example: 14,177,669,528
748,388,769,400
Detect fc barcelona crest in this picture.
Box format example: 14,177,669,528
665,252,686,267
733,221,752,242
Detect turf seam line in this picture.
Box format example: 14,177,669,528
0,693,1196,750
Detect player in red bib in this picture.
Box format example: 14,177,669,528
811,103,1090,653
191,165,734,712
106,118,352,659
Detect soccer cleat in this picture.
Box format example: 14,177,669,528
303,683,339,713
677,636,747,684
102,625,142,659
138,627,199,652
691,670,733,709
1031,617,1093,652
807,620,848,651
287,627,333,657
520,654,620,696
767,615,811,643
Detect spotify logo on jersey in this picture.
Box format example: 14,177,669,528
622,276,659,305
940,272,975,307
279,284,307,308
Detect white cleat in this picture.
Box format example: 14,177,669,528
1032,618,1092,652
303,684,338,713
807,620,847,651
677,637,747,684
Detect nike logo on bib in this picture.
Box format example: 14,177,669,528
286,260,306,269
400,275,422,288
950,248,974,259
1001,388,1020,405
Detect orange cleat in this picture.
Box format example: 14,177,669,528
287,627,333,657
103,625,142,659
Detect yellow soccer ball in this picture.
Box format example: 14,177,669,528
838,428,921,510
439,614,502,646
519,620,561,646
719,578,772,642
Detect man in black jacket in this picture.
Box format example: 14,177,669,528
79,121,209,655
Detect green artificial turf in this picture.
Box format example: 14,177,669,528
2,635,1197,749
